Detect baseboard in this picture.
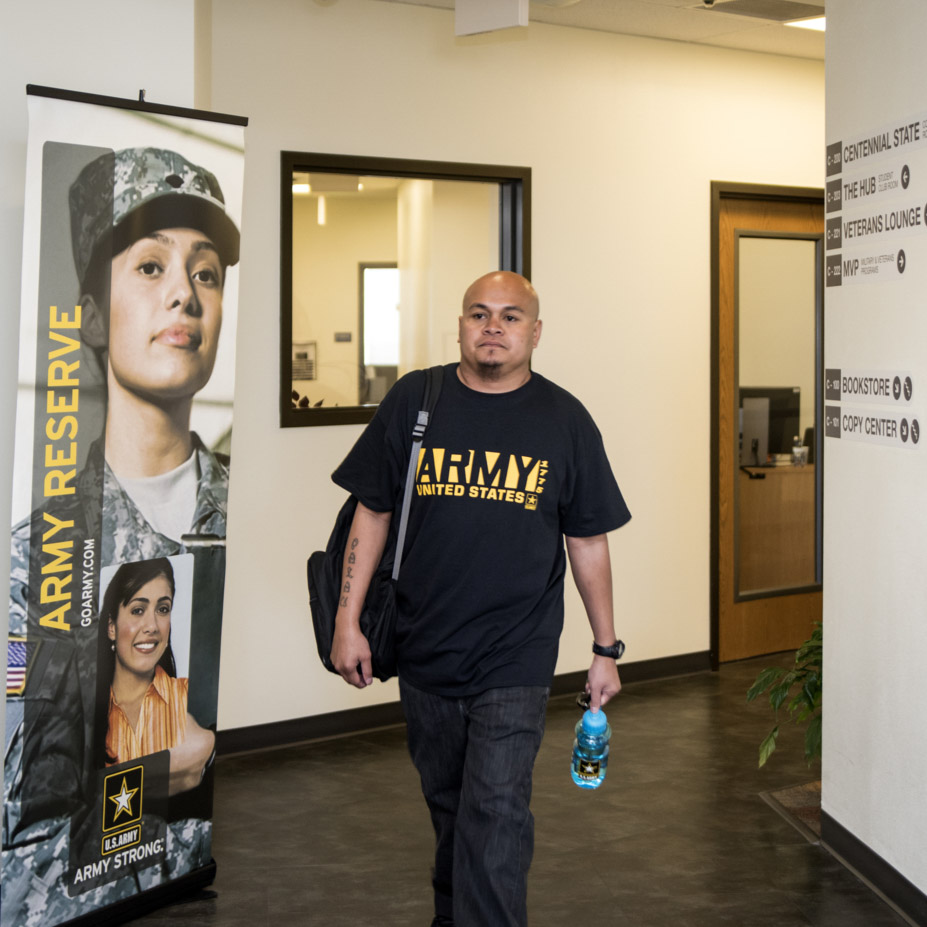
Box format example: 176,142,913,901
550,650,711,698
821,811,927,926
216,651,711,757
217,700,408,755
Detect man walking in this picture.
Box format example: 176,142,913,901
331,271,631,926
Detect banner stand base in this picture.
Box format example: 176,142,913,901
59,860,217,927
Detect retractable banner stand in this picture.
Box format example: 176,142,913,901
3,87,246,927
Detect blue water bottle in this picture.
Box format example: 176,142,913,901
571,708,611,789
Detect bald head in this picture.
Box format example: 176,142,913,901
457,271,542,392
462,271,539,321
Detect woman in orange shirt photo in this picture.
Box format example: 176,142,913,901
96,557,214,794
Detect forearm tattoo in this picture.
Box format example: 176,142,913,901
340,537,359,608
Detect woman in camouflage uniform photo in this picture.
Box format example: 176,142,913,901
4,144,239,926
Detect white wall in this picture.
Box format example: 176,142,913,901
824,0,927,897
398,178,434,375
6,2,924,902
739,237,817,441
0,0,825,734
293,193,398,406
429,181,499,364
202,0,824,730
396,178,498,372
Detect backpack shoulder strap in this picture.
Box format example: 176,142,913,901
393,365,444,580
413,365,444,441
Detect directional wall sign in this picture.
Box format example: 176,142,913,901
825,112,927,287
824,404,920,448
824,368,914,406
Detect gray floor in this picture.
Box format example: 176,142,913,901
133,657,908,926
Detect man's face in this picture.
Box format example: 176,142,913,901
458,274,541,379
106,227,223,403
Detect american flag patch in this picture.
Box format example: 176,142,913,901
7,640,27,696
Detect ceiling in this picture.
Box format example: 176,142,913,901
372,0,825,61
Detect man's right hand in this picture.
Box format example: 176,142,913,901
330,501,391,688
331,621,374,688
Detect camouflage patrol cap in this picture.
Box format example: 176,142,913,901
69,147,240,288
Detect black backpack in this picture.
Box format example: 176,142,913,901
307,366,443,681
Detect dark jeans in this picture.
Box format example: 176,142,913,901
399,679,550,927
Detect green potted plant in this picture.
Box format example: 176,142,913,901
746,622,822,767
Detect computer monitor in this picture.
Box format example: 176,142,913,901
740,397,769,466
739,386,801,457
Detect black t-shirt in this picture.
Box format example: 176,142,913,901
332,363,631,696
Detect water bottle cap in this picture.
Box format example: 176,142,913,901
582,708,608,733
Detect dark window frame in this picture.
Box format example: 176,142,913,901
280,151,531,427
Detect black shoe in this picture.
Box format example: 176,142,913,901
430,917,454,927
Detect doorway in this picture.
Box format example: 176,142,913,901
710,183,824,665
358,263,400,404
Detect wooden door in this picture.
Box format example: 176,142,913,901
711,184,824,664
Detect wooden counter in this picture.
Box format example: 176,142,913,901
738,464,816,593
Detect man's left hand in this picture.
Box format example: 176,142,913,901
585,655,622,711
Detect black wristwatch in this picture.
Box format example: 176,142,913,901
592,639,626,660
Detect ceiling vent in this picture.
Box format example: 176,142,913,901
698,0,824,22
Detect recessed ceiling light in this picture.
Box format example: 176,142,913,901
785,15,825,31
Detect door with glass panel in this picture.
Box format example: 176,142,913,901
712,184,824,663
